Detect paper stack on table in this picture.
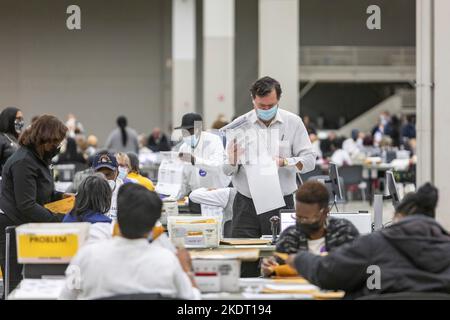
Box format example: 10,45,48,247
189,248,261,261
262,283,319,294
241,292,314,300
11,279,66,300
220,238,272,246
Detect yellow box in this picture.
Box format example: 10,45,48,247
16,223,90,264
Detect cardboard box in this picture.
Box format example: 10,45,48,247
16,223,90,264
167,216,220,248
192,259,241,293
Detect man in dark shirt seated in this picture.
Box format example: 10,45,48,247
261,181,359,277
147,127,171,152
287,183,450,299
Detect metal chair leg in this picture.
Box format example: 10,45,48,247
4,226,16,300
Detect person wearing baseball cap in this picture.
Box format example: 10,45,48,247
174,113,231,205
92,151,124,219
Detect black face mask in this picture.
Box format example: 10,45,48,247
296,220,323,237
43,146,61,163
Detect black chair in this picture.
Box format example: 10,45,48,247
357,292,450,300
339,165,367,201
3,226,17,299
299,165,324,182
97,293,183,300
307,175,346,204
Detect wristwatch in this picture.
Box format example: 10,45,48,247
283,158,289,167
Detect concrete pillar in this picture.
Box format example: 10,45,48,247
433,0,450,230
203,0,235,128
172,0,196,129
416,0,434,186
259,0,299,114
417,0,450,230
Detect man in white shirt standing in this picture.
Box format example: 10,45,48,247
223,76,316,238
175,113,231,207
59,183,200,300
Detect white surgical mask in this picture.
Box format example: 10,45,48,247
118,167,128,180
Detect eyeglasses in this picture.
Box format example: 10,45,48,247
291,213,321,224
291,207,329,224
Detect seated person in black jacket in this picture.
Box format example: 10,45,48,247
261,181,359,277
287,183,450,299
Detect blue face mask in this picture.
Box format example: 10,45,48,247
118,167,128,180
256,105,278,121
183,135,199,148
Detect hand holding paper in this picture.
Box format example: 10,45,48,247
179,152,195,164
227,139,244,165
274,156,285,167
261,256,279,277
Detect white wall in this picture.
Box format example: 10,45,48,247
0,0,171,144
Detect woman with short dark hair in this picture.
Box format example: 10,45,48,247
0,114,68,296
0,107,24,173
63,173,112,224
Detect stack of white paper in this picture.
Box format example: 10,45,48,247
11,279,66,300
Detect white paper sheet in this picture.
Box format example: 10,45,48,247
155,152,184,197
245,163,285,214
223,117,285,215
244,127,285,214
